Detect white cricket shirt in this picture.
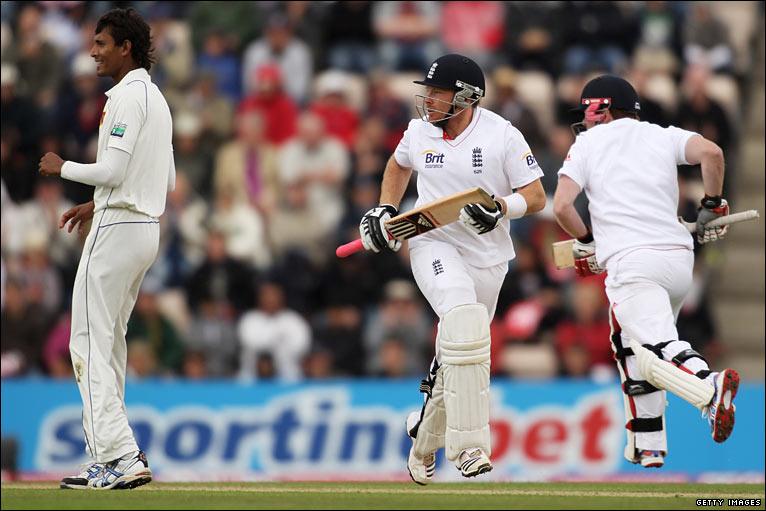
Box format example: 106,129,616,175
68,68,174,218
394,107,543,267
558,118,697,266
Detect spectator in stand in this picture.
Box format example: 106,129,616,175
126,287,186,376
676,64,732,156
489,67,545,151
238,280,311,381
1,64,42,202
126,340,159,379
172,111,215,200
214,111,280,214
185,229,256,316
186,297,240,378
373,1,441,71
366,72,411,153
560,1,639,74
310,71,360,148
239,64,298,146
363,279,434,377
1,277,54,377
633,1,683,75
196,29,241,103
375,336,411,378
242,12,313,106
17,229,63,316
312,297,366,377
323,0,377,74
162,171,209,280
625,67,670,127
168,70,234,151
182,350,209,380
12,3,63,122
502,2,563,76
683,2,734,73
271,112,349,261
440,1,505,69
43,312,72,378
210,188,271,271
555,280,614,378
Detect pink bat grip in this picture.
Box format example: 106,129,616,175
335,238,364,258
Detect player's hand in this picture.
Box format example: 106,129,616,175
39,152,65,176
359,204,401,253
59,201,95,234
460,198,504,235
696,197,729,244
572,234,604,277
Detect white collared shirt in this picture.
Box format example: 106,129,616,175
394,107,543,267
92,68,174,217
558,118,697,265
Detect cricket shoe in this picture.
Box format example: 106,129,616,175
60,462,105,489
457,447,492,478
704,369,740,443
405,411,435,485
639,450,664,468
90,450,152,490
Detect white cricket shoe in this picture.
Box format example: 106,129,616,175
704,369,739,443
639,449,664,468
405,411,435,485
90,450,152,490
60,462,105,489
457,447,492,478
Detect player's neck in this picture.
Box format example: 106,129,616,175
443,107,474,140
112,62,141,84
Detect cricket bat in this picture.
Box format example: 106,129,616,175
336,187,496,258
552,210,760,269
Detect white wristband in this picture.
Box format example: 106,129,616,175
502,193,527,219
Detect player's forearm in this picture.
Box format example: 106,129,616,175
61,147,130,188
700,148,725,197
554,202,589,239
379,155,412,209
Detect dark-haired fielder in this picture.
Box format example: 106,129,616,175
39,8,173,490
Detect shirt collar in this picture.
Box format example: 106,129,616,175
105,68,149,98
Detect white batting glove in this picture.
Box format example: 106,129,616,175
460,198,504,235
696,197,729,244
359,204,401,253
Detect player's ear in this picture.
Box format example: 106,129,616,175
121,39,132,59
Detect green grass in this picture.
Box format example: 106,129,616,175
1,482,764,510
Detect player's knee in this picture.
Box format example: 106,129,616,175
439,304,490,365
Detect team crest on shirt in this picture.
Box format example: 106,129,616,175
422,149,445,169
472,147,483,173
110,122,127,138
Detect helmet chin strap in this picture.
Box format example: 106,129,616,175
432,104,455,129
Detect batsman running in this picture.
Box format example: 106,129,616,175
358,54,546,483
553,75,740,469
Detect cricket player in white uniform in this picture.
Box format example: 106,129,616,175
552,75,739,469
358,54,546,483
39,8,173,490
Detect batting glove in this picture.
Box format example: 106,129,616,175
460,198,504,235
360,204,401,253
572,232,604,277
696,196,729,244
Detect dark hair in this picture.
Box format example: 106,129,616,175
96,8,155,71
611,108,640,121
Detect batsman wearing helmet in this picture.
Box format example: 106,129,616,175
553,75,739,469
358,54,546,483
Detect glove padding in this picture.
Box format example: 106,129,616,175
360,204,401,253
572,237,605,277
696,198,729,244
460,198,504,235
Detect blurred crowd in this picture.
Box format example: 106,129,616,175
1,1,761,382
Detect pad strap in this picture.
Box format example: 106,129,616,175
627,417,664,433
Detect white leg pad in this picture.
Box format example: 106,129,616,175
440,304,491,462
408,365,446,458
630,340,713,410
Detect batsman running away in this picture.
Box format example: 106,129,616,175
552,74,742,469
352,53,547,484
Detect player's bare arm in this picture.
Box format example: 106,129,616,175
379,154,413,209
359,155,413,253
553,175,603,276
510,179,546,216
684,134,730,243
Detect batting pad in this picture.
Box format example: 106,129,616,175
408,368,446,458
439,304,491,462
630,340,714,410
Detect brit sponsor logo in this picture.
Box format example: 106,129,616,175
423,150,445,169
35,389,623,478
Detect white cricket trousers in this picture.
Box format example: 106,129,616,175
605,247,707,452
69,207,159,463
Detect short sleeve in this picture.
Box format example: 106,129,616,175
665,125,699,165
106,85,146,155
393,120,416,169
504,124,544,189
557,136,588,189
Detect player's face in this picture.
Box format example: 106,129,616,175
423,86,455,122
90,28,126,78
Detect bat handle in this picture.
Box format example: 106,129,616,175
336,238,365,258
